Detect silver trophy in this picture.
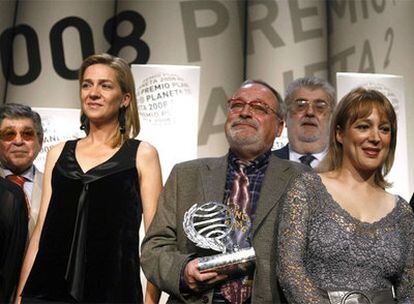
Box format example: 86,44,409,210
183,202,256,274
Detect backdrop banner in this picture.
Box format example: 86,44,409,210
132,64,200,182
336,72,409,200
32,107,83,172
2,0,114,108
244,0,328,151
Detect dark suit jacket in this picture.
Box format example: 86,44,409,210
141,154,306,304
0,177,28,303
410,193,414,212
272,144,289,160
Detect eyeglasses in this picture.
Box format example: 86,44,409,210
289,99,330,114
0,127,37,142
227,98,278,116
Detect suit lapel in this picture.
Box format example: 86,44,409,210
198,155,292,236
285,144,290,160
251,156,290,235
273,144,290,160
200,156,228,204
189,156,228,256
28,167,43,237
31,167,42,204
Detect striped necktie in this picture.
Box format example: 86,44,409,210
221,160,252,304
7,175,31,219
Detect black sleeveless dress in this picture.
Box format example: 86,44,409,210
22,139,143,303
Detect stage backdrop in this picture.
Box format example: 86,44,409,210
1,1,413,302
1,0,412,194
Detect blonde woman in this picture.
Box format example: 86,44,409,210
16,54,162,304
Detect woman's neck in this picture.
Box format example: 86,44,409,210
85,120,118,146
333,164,378,191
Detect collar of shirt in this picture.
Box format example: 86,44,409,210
289,148,327,168
227,150,271,174
1,165,35,198
1,165,35,182
224,150,271,216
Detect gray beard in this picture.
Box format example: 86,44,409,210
226,132,267,155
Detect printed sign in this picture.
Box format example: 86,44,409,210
132,64,200,182
33,107,83,172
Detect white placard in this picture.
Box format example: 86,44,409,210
132,64,200,182
272,127,288,151
33,107,83,172
336,72,410,200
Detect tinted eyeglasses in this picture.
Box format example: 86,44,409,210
289,99,331,114
0,127,37,142
227,98,278,116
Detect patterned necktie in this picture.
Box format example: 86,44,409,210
221,160,252,304
299,154,316,167
7,175,31,219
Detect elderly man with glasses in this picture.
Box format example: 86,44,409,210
0,103,43,238
141,80,308,304
273,77,336,168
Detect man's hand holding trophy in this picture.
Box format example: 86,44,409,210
183,202,256,276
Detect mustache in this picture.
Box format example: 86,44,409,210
300,117,318,126
231,118,259,129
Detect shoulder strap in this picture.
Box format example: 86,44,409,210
123,139,141,163
56,139,77,163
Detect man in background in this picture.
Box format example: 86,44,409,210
0,103,43,237
273,77,336,168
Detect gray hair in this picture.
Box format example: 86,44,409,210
285,77,336,112
0,103,44,142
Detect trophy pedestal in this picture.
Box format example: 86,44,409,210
198,247,256,275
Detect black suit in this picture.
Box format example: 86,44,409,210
0,177,28,303
273,144,290,160
410,193,414,212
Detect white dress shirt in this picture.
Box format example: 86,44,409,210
289,149,327,168
1,166,35,199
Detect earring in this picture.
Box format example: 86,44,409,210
118,106,126,134
80,113,87,131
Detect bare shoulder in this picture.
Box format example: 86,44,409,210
136,141,159,161
317,171,340,193
383,190,395,200
383,190,398,205
135,141,161,180
47,141,66,162
42,141,68,178
318,171,336,182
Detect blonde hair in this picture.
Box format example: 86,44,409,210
79,53,140,147
318,87,397,189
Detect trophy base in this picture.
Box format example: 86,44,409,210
198,247,256,275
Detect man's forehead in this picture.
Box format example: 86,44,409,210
235,83,276,103
293,87,331,102
0,117,35,129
